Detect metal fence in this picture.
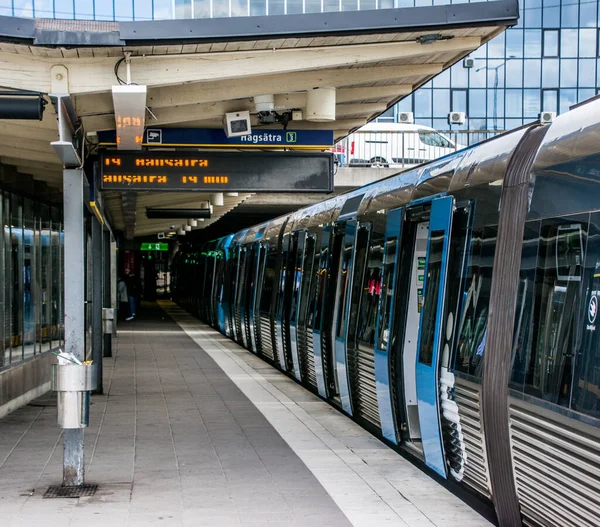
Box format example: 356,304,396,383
332,130,505,169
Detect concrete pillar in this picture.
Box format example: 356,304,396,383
103,229,112,357
62,168,86,487
91,216,103,393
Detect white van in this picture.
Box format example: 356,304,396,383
346,122,465,168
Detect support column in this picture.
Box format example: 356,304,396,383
103,229,112,358
92,216,103,393
63,168,86,487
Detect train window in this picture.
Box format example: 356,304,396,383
335,237,354,339
378,237,398,351
523,215,588,406
510,221,542,391
571,211,600,418
259,247,277,313
312,243,328,330
418,231,445,366
298,234,317,326
357,231,384,346
348,224,371,346
454,226,497,378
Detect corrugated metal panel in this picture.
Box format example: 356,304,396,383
454,377,491,498
259,315,274,361
298,325,317,390
509,399,600,527
351,343,380,428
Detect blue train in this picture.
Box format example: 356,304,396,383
174,98,600,527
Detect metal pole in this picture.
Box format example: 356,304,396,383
92,216,103,393
62,168,86,487
103,229,112,357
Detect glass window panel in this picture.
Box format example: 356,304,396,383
488,118,505,130
560,88,577,113
433,68,450,88
561,2,579,27
231,0,248,15
542,88,558,112
506,89,523,117
14,0,33,17
486,60,506,88
571,212,600,418
304,0,321,12
523,89,541,117
194,0,210,17
414,89,432,118
488,88,505,124
560,59,578,87
415,118,433,127
469,89,486,117
451,89,467,113
543,6,560,28
578,88,595,104
379,0,393,7
40,205,50,352
432,89,450,116
523,217,586,406
342,0,356,10
357,232,383,347
10,195,23,363
523,59,541,87
468,118,486,131
323,0,338,11
506,29,524,58
288,0,303,13
542,58,559,87
396,97,412,113
174,0,192,17
469,66,487,88
55,0,74,18
34,0,54,17
115,0,133,19
524,30,542,57
0,1,12,16
153,0,172,18
454,226,497,378
579,58,596,87
580,0,597,28
134,0,154,19
506,59,523,87
579,29,596,58
1,193,8,366
451,63,468,88
213,0,228,16
488,33,505,59
524,6,542,28
433,118,448,131
561,29,578,58
543,29,559,57
361,0,376,8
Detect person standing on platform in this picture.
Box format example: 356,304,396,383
117,276,129,321
125,269,139,321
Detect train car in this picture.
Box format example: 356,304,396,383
173,98,600,527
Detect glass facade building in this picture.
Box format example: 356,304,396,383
0,191,64,369
381,0,600,131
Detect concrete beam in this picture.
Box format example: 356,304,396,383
0,38,478,94
75,64,440,115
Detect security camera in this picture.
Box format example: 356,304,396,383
170,225,175,230
224,111,251,138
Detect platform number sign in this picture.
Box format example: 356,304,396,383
141,242,168,251
286,132,297,143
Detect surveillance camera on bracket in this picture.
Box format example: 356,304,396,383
224,110,251,138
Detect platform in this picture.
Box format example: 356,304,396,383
0,302,490,527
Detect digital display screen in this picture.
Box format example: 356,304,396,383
100,151,333,192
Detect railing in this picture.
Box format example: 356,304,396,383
333,130,505,169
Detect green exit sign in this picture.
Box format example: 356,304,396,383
141,242,168,251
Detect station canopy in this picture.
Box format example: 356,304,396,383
0,0,517,238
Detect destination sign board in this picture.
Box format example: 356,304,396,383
141,243,168,251
97,128,334,149
100,151,333,193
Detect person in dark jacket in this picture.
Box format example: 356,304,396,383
125,269,140,321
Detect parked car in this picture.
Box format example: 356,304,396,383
346,122,466,168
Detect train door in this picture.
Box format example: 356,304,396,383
329,221,357,414
389,195,471,478
312,226,331,398
248,242,264,355
289,231,306,380
275,233,293,371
